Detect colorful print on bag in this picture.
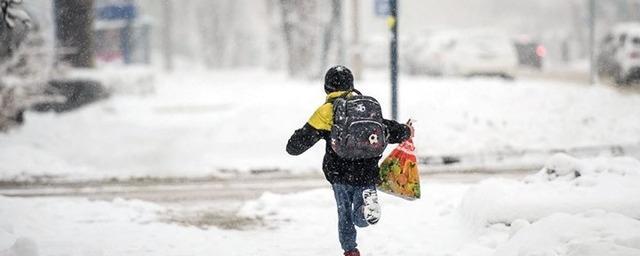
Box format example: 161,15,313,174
378,139,421,200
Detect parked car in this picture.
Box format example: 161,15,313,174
401,32,434,75
412,30,518,79
32,79,108,113
513,38,545,70
362,35,389,69
406,31,460,76
597,22,640,84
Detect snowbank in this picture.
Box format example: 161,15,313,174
0,196,172,256
494,210,640,256
460,153,640,226
0,201,39,256
0,237,39,256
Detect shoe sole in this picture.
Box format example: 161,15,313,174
362,189,380,225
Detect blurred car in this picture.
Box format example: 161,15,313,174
401,32,433,75
597,22,640,84
362,35,389,69
447,31,518,78
411,30,518,79
404,31,459,76
513,38,545,70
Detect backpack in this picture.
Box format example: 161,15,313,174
330,89,388,160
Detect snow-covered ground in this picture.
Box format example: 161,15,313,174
460,153,640,226
2,69,640,180
2,154,640,256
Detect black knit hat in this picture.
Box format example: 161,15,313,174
324,65,354,94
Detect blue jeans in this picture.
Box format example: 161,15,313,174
332,183,376,252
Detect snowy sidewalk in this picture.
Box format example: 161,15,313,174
0,182,474,256
2,154,640,256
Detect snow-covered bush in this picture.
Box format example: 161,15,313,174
1,0,54,131
460,153,640,226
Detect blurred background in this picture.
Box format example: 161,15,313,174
3,1,640,255
1,0,640,193
2,0,640,169
4,0,640,77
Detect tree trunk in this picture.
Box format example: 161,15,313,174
54,0,95,68
265,0,283,70
278,0,320,78
350,0,363,79
162,0,173,71
319,0,342,76
279,0,296,76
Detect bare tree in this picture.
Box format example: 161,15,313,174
195,0,263,69
162,0,173,71
265,0,284,70
350,0,363,79
568,0,588,58
278,0,324,78
1,0,53,131
319,0,344,76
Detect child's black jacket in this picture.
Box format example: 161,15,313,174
286,91,412,186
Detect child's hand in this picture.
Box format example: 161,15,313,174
406,119,415,138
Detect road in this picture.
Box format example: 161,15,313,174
518,69,640,94
0,171,532,203
0,171,534,230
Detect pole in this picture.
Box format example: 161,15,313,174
389,0,398,120
54,0,96,68
162,0,174,71
335,0,345,64
351,0,363,79
122,20,132,64
588,0,596,85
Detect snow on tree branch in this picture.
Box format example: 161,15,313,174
1,0,31,29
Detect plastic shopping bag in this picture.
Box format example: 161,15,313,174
377,139,421,200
